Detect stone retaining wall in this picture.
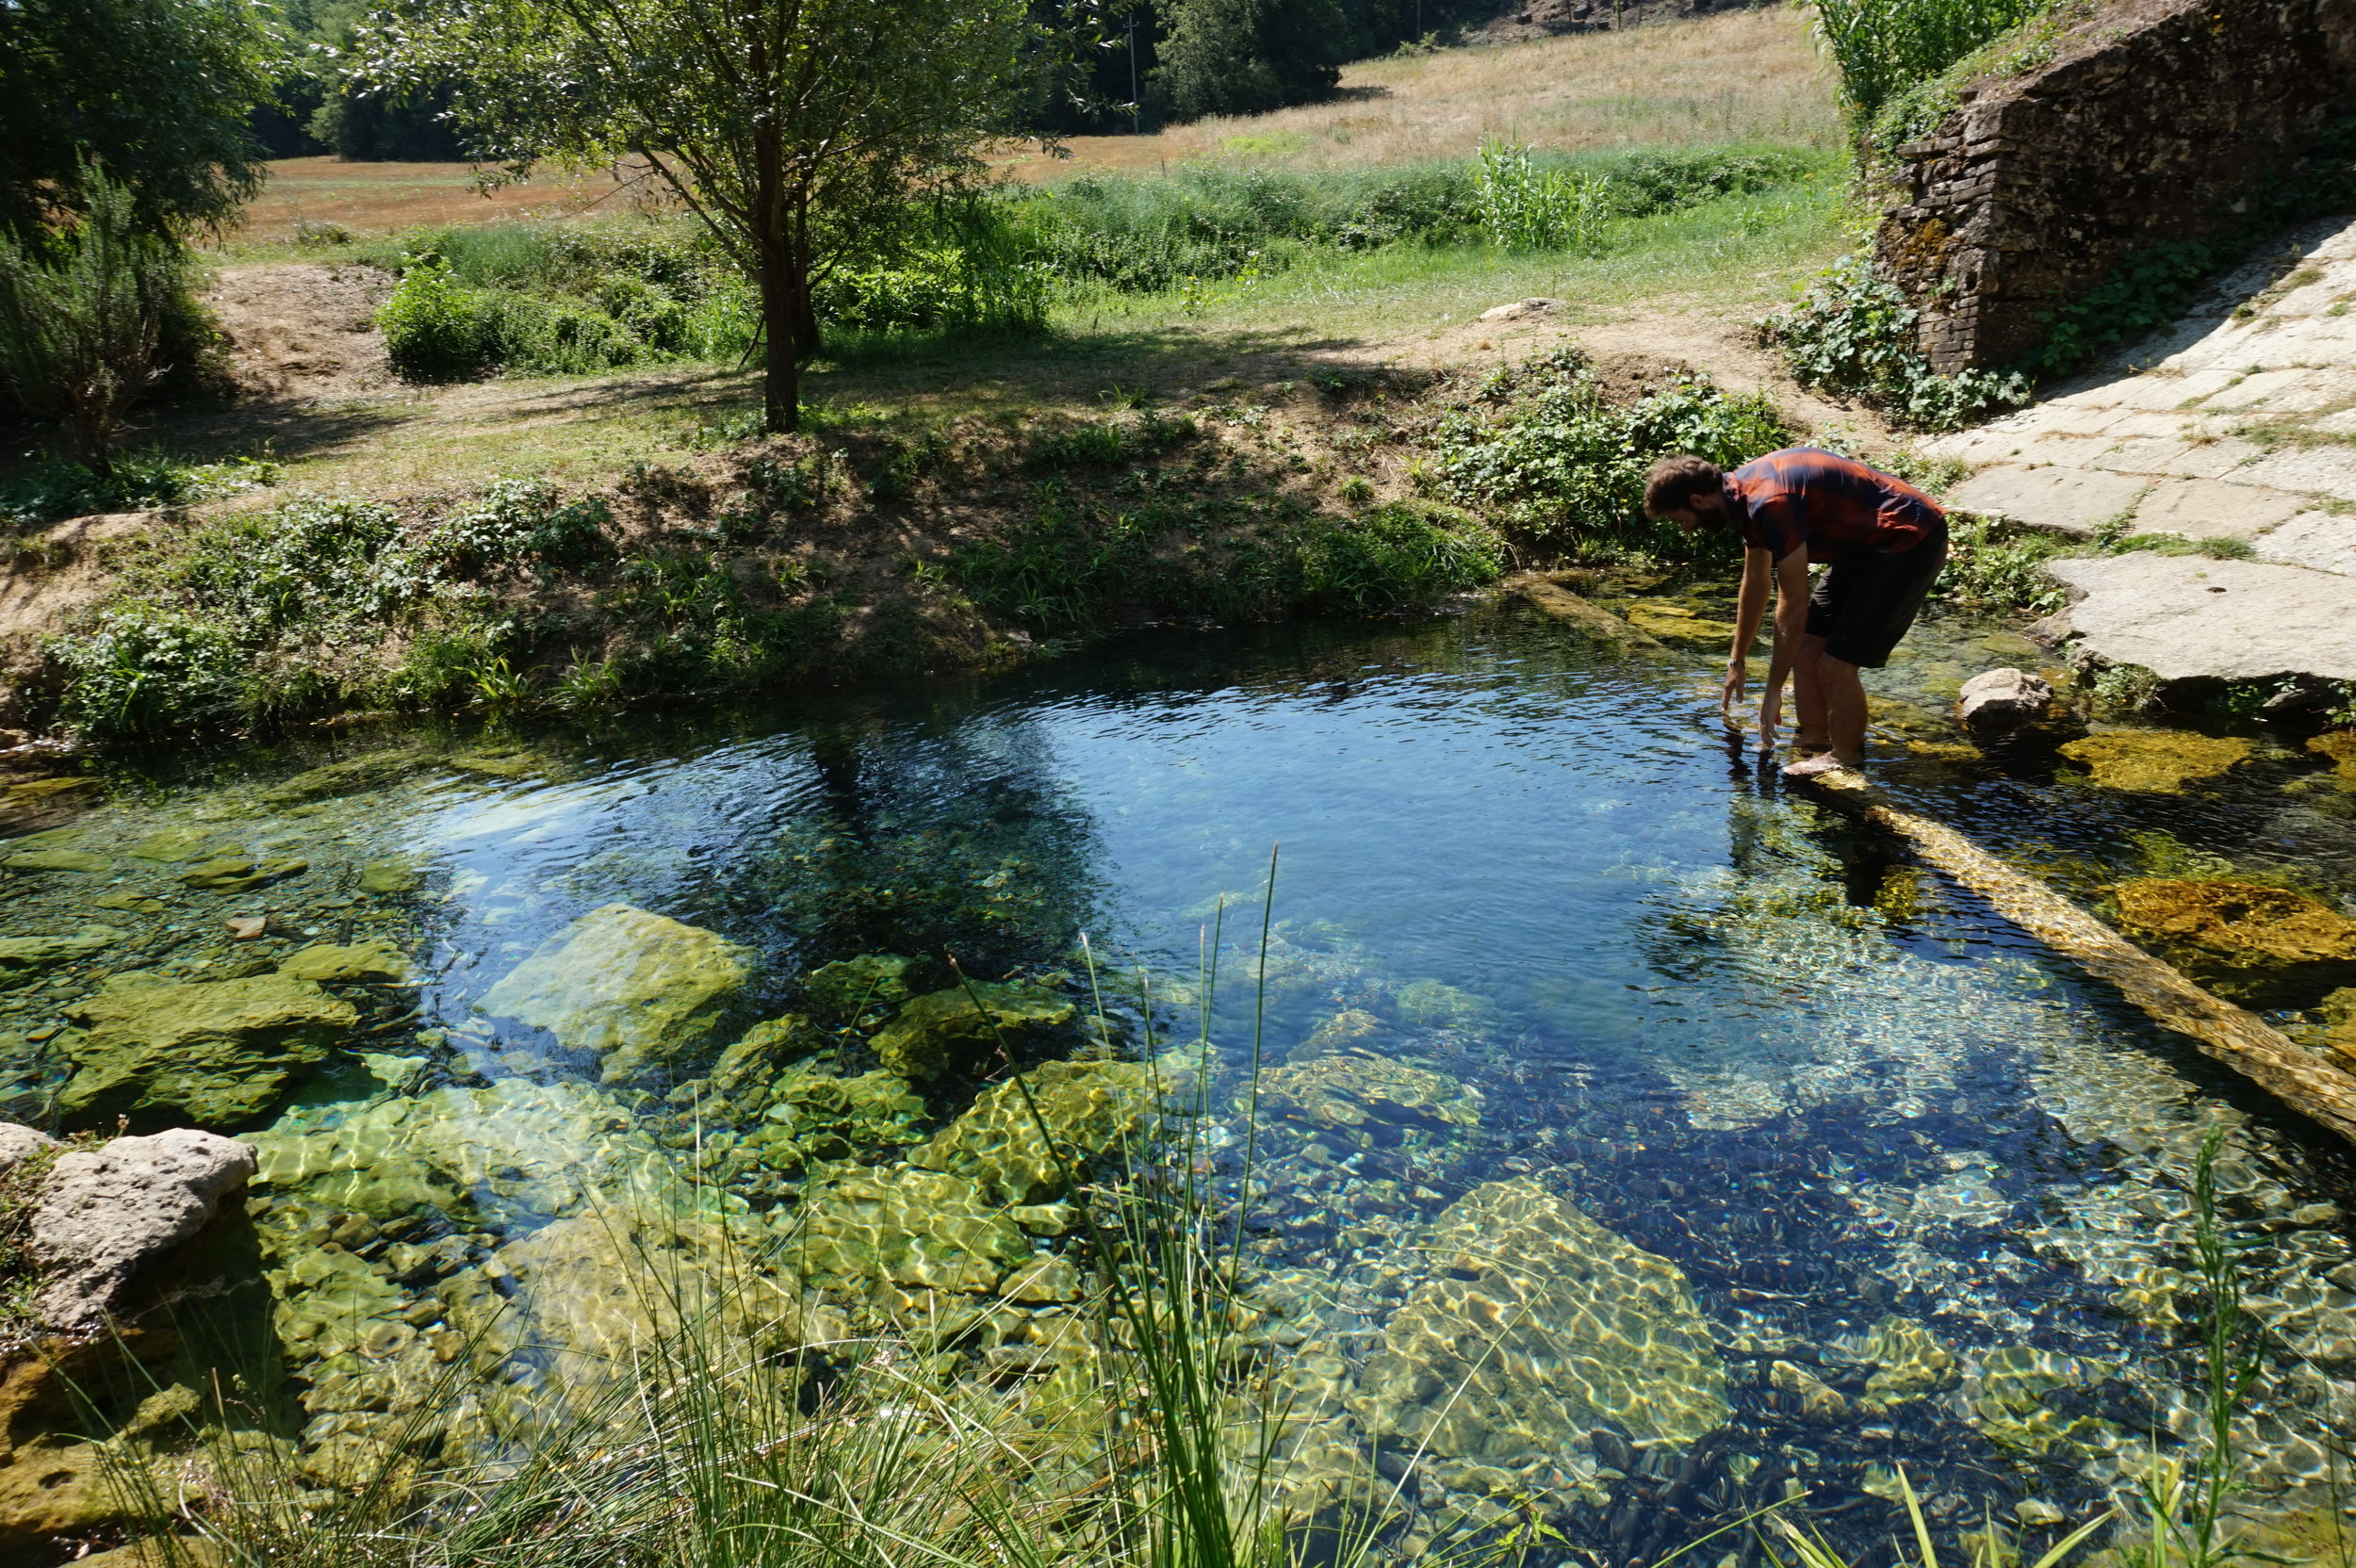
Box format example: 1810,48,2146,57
1874,0,2356,371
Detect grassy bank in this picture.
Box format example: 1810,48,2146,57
10,329,1823,744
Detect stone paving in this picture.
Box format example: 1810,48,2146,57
1922,216,2356,684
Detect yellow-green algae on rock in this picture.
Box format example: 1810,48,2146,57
868,980,1075,1080
912,1056,1162,1205
2112,879,2356,1003
1254,1051,1484,1143
797,1167,1033,1295
279,938,410,984
1347,1177,1727,1459
742,1066,929,1173
1860,1315,1957,1411
2057,730,2251,792
476,902,755,1081
250,1076,670,1225
62,972,358,1128
0,927,118,981
1965,1346,2129,1460
2310,730,2356,786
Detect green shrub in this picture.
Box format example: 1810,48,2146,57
1425,348,1791,555
377,257,498,380
0,169,188,474
1812,0,2050,123
44,480,618,740
1759,253,2030,431
46,603,245,739
1935,514,2070,612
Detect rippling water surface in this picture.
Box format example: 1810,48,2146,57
8,596,2356,1557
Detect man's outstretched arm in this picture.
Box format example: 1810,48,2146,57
1756,550,1810,752
1724,545,1773,725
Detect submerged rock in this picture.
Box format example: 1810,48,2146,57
279,939,410,985
805,955,919,1021
502,1204,821,1396
2311,730,2356,787
357,858,422,895
868,981,1075,1080
128,827,220,862
2112,879,2356,1003
0,928,118,984
1348,1176,1727,1459
1860,1315,1957,1411
743,1067,929,1173
1394,978,1495,1031
476,903,756,1081
32,1128,256,1331
1956,667,2054,738
251,1077,664,1228
912,1056,1161,1205
180,854,308,892
702,1015,828,1107
1254,1051,1483,1144
260,752,418,805
1623,601,1741,646
3,847,105,874
1966,1346,2128,1459
1288,1008,1390,1064
63,972,359,1129
798,1167,1032,1295
2057,730,2250,792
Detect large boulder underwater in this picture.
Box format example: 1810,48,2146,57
476,902,758,1081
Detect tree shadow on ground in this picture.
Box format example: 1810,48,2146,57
807,320,1400,421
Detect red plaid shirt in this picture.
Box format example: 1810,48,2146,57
1722,449,1943,564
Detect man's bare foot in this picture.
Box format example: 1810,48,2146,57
1791,734,1831,754
1781,752,1862,778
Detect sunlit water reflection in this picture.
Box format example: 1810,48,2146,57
5,595,2354,1558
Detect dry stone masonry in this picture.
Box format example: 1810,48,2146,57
1876,0,2356,370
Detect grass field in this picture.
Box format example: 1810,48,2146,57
226,8,1840,246
150,7,1862,500
993,8,1841,180
235,156,648,246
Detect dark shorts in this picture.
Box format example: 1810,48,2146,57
1804,527,1949,669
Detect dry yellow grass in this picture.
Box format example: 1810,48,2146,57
237,157,647,243
995,6,1839,182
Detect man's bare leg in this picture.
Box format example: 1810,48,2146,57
1788,634,1833,753
1784,653,1868,776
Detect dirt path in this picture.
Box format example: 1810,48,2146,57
206,263,399,403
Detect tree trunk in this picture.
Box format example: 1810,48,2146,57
754,107,797,434
760,240,800,434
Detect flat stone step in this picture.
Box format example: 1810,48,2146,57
2038,552,2356,683
1944,463,2356,575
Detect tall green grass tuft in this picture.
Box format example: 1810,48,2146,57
1472,141,1612,254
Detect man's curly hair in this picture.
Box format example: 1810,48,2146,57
1643,455,1724,518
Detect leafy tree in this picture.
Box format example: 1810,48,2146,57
363,0,1054,433
1150,0,1350,120
0,169,186,475
0,0,285,242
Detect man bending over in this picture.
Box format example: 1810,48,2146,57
1642,448,1948,777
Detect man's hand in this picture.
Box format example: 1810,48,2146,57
1759,683,1782,753
1720,657,1745,727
